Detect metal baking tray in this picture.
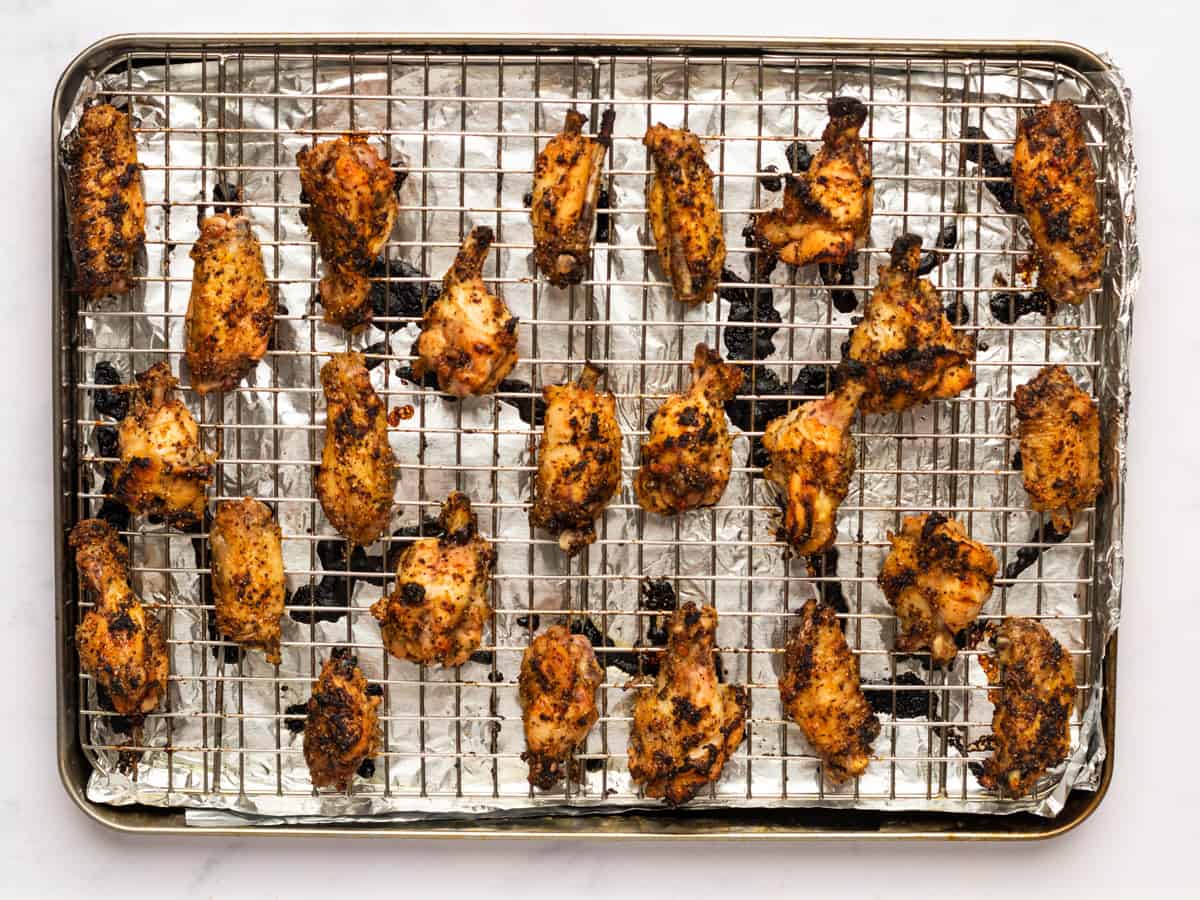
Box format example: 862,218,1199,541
53,33,1129,838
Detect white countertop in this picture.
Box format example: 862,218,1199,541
4,2,1192,897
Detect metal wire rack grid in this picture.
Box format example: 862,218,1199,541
65,43,1112,811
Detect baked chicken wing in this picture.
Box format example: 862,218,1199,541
303,649,381,791
634,343,744,516
210,498,285,664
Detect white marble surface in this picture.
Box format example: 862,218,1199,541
3,2,1191,897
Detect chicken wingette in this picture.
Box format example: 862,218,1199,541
209,498,285,664
634,344,744,516
303,649,381,791
413,226,519,397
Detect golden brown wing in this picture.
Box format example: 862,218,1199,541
210,498,285,664
303,649,381,791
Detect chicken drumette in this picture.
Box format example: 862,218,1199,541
413,226,519,397
303,648,381,791
209,498,285,664
634,344,744,516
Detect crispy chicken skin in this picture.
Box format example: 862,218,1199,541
315,352,396,547
752,97,873,270
762,382,864,556
297,135,398,329
532,109,614,287
628,603,747,805
977,618,1076,796
1012,100,1103,305
846,235,976,413
1014,365,1101,533
112,362,215,527
64,103,146,300
185,213,273,394
370,492,495,667
303,649,381,791
529,364,623,556
70,519,169,719
779,599,880,782
413,226,519,397
643,124,726,305
210,498,285,664
518,625,604,789
879,513,998,667
634,344,744,516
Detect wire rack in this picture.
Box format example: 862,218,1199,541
60,39,1123,817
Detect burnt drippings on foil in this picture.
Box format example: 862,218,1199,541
497,379,547,427
287,578,350,624
96,479,130,536
807,548,848,619
595,188,612,244
916,221,959,277
182,513,240,663
962,127,1018,214
95,686,136,735
356,758,376,779
638,578,678,674
369,258,439,326
395,363,443,392
205,607,241,663
283,703,307,734
758,164,783,193
515,613,540,630
725,365,837,470
95,425,119,460
93,361,128,420
469,650,494,665
1004,520,1070,582
863,671,938,719
361,339,391,371
819,252,860,314
211,181,243,217
784,140,813,176
721,268,782,362
989,289,1053,324
944,298,971,326
569,617,640,676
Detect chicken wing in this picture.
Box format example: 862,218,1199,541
779,599,879,782
644,124,725,305
413,226,519,397
69,519,169,719
63,103,146,300
846,234,976,413
1012,100,1103,305
879,513,998,667
185,213,273,394
210,498,285,664
529,364,623,556
112,362,215,527
762,382,863,556
518,624,604,789
303,648,381,791
634,343,744,516
977,617,1076,796
315,352,396,547
1013,365,1101,534
752,97,873,270
532,109,614,287
297,135,399,329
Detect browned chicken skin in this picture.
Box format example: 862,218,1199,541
977,617,1076,796
413,226,519,397
185,213,274,394
112,362,215,528
634,344,744,516
70,519,169,719
1013,365,1101,533
879,513,998,667
64,103,146,300
532,109,614,287
210,498,285,664
518,624,604,789
315,352,396,547
846,235,977,413
370,492,495,667
644,124,725,305
628,603,747,805
297,136,399,329
303,649,381,791
1012,100,1104,305
779,599,879,782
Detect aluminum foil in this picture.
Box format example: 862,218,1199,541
62,46,1136,826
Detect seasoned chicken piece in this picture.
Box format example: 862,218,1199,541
413,226,519,397
297,136,399,329
1013,365,1101,533
518,624,604,789
643,124,725,305
370,492,495,667
879,513,998,667
315,352,396,547
628,603,747,805
529,364,623,556
977,617,1076,796
303,649,381,791
69,519,169,719
63,103,145,300
112,362,215,527
846,235,977,413
752,97,873,270
185,213,273,394
1012,100,1104,305
762,382,864,556
209,498,285,664
779,599,879,782
635,344,744,516
532,109,614,287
